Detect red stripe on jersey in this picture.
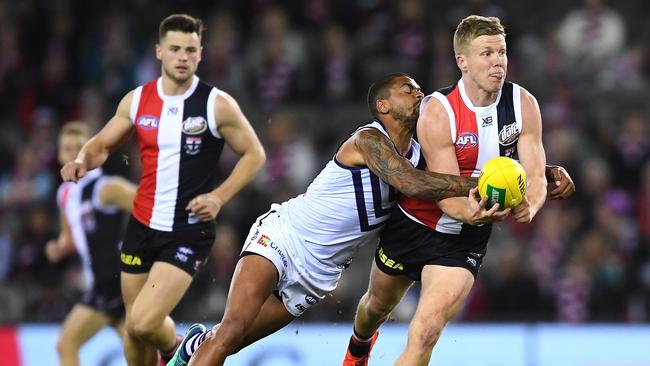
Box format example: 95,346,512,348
132,81,163,226
400,86,479,230
58,184,71,209
0,327,21,365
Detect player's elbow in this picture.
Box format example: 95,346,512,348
250,144,266,172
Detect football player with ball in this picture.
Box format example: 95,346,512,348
343,15,574,366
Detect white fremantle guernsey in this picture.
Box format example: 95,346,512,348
283,120,421,272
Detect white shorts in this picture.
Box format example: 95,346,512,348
241,205,340,317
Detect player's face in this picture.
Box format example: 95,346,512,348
156,31,202,84
389,76,424,130
58,134,86,165
460,34,507,93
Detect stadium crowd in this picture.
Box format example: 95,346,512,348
0,0,649,325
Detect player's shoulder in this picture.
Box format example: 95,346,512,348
515,84,539,109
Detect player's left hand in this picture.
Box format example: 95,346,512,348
547,165,575,200
186,193,224,221
512,196,534,224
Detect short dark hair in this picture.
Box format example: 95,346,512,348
159,14,205,40
367,73,410,119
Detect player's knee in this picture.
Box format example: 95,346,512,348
125,316,159,341
55,336,78,356
364,293,398,320
216,319,247,352
409,318,445,350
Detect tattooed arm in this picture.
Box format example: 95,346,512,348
336,128,474,201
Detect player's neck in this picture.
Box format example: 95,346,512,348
161,75,194,96
385,121,412,156
461,77,498,107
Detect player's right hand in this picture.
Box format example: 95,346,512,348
465,187,510,225
60,160,87,182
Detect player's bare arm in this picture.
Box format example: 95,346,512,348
514,88,547,223
546,165,575,200
186,91,266,221
45,214,75,263
347,129,474,200
99,177,137,212
417,98,509,225
60,91,135,182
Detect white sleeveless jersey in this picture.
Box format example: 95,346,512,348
282,120,421,269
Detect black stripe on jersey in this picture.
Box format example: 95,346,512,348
80,175,124,282
174,81,225,230
435,83,457,96
496,82,517,158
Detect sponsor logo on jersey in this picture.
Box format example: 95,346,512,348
121,253,142,266
466,257,477,267
184,136,202,155
305,295,318,305
137,115,159,130
255,234,287,267
175,246,194,263
378,247,404,271
455,131,479,149
270,241,288,267
295,303,307,313
167,106,178,115
499,123,520,146
182,116,208,135
257,234,271,247
481,116,493,127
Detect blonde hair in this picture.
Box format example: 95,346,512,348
59,121,90,140
453,15,505,55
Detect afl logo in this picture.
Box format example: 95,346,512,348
182,116,207,135
137,115,159,130
455,132,478,149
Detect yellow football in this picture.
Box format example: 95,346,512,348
478,157,527,209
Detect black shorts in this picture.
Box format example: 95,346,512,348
121,216,216,276
81,277,124,318
375,208,492,280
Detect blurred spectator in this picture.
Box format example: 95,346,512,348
609,109,650,190
202,11,247,97
0,144,53,208
314,24,360,105
557,0,625,75
255,112,317,201
246,6,308,109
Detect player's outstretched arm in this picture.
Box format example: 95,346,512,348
186,91,266,222
60,92,135,182
353,128,473,201
515,88,547,223
99,176,137,212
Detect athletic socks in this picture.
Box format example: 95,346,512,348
183,330,209,357
347,328,375,357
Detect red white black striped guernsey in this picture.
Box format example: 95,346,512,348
129,76,224,231
400,78,523,235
